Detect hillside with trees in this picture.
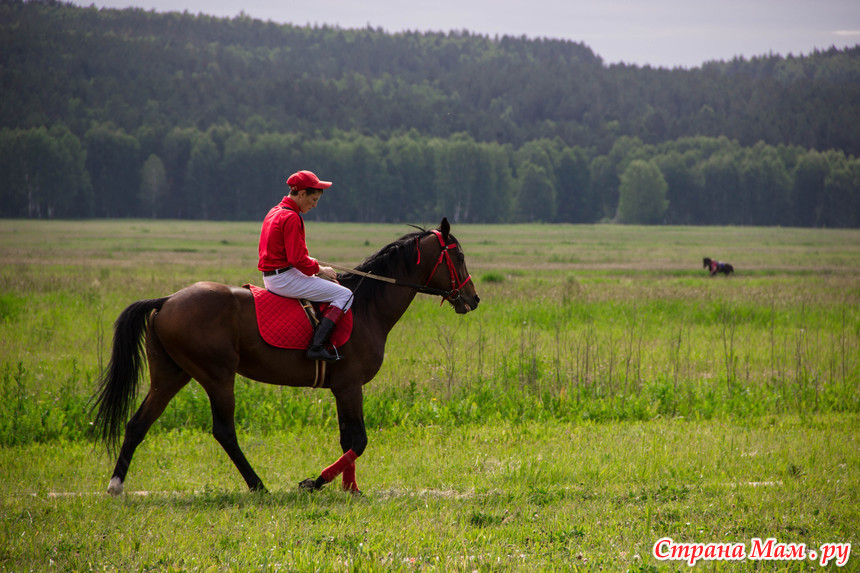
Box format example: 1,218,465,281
1,0,858,226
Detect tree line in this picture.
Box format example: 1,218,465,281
0,0,858,225
2,124,857,227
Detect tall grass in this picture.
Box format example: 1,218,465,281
0,221,858,446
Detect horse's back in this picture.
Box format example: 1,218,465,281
160,281,247,319
153,282,252,373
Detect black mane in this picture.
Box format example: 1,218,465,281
338,227,433,299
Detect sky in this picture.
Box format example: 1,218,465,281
71,0,860,69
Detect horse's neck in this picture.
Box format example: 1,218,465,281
354,263,428,335
353,236,441,334
368,283,419,333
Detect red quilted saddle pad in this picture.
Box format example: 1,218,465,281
243,284,353,350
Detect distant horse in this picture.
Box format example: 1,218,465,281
703,257,734,276
92,218,479,495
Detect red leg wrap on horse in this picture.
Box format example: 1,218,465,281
342,463,359,492
320,449,357,483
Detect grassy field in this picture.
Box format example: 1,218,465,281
2,418,857,571
1,219,859,571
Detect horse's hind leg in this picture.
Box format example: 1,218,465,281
107,357,190,496
203,379,266,492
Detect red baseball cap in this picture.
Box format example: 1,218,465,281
286,170,332,190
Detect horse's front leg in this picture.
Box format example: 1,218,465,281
301,384,367,493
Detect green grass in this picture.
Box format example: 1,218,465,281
1,220,859,571
1,418,857,571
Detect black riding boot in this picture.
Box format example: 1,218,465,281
306,306,344,362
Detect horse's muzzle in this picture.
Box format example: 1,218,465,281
454,294,479,314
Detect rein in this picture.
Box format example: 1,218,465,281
319,230,471,303
320,262,452,298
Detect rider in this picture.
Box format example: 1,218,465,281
258,170,352,362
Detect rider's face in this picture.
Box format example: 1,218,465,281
295,189,323,214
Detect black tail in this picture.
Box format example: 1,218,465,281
91,297,168,454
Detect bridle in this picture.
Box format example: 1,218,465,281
421,230,472,304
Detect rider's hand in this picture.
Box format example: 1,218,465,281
317,266,337,281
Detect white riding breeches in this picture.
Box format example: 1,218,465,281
263,267,353,311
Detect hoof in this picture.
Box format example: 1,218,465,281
107,477,123,497
299,476,327,491
343,481,362,495
298,477,318,492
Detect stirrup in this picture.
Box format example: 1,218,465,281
306,345,342,363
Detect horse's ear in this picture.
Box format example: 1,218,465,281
439,217,450,240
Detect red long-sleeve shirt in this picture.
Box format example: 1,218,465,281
258,196,320,276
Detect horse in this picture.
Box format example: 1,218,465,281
703,257,734,276
92,217,479,496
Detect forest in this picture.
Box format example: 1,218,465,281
1,0,858,225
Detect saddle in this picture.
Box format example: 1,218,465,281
243,284,353,350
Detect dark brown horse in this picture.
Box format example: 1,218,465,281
703,257,734,276
92,218,479,495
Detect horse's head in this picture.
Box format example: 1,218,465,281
419,218,480,314
703,257,711,268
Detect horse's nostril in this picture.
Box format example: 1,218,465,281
475,295,480,304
